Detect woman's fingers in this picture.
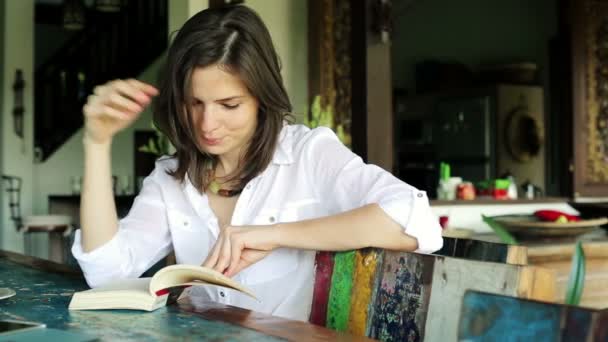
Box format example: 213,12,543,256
226,236,244,277
83,103,129,120
228,249,270,277
89,79,155,116
203,227,277,277
214,229,233,274
202,234,223,269
107,92,143,114
111,79,152,105
83,78,158,144
127,78,159,97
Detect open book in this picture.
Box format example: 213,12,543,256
68,264,256,311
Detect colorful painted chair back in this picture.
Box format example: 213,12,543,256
310,244,555,341
459,290,608,341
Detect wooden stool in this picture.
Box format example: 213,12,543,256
22,215,73,263
2,175,73,264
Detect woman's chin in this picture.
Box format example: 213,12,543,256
200,143,229,156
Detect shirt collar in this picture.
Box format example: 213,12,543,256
271,125,294,165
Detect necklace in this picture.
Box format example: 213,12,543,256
208,179,243,197
207,164,242,197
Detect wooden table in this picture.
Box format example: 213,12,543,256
0,250,372,341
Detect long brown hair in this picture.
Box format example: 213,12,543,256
153,5,292,192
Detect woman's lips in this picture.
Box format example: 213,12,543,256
202,137,222,146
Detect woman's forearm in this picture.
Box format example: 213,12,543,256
80,138,119,252
275,204,419,252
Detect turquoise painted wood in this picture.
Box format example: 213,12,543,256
0,258,282,341
459,291,608,341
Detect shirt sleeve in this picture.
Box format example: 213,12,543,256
303,127,443,253
71,166,173,287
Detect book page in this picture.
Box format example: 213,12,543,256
149,264,257,299
84,278,151,294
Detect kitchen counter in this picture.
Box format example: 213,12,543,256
431,197,569,206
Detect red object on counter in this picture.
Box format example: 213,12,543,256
534,210,581,222
439,215,449,229
457,182,476,200
493,188,508,200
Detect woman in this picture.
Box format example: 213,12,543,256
73,5,442,321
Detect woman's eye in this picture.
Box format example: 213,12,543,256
222,103,240,110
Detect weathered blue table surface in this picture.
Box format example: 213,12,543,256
0,251,370,342
0,257,285,341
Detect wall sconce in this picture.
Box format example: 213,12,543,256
372,0,392,44
12,69,25,139
95,0,123,12
63,0,86,30
209,0,244,8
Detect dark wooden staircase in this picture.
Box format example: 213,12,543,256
34,0,168,162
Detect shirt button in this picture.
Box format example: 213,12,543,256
246,184,252,190
269,216,276,223
417,193,423,198
183,221,188,226
220,291,225,298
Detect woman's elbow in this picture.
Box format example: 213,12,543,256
412,228,444,254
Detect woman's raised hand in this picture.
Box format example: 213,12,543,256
83,79,158,144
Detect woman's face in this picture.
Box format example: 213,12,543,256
188,64,259,162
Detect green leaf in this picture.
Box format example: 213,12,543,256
148,138,160,155
319,104,334,127
565,241,586,305
138,146,152,153
311,95,321,121
481,215,518,245
138,138,160,156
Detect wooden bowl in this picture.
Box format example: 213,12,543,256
491,215,608,238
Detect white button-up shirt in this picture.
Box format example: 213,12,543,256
72,124,443,321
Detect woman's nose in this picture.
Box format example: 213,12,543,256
200,108,220,133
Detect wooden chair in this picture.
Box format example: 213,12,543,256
459,290,608,341
2,175,73,263
435,236,528,265
310,248,556,341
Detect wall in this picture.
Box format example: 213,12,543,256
1,0,34,253
0,0,4,249
246,0,308,120
392,0,557,92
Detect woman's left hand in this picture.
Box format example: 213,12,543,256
202,225,279,277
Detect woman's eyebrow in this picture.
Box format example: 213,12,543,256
216,96,245,102
191,95,245,102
